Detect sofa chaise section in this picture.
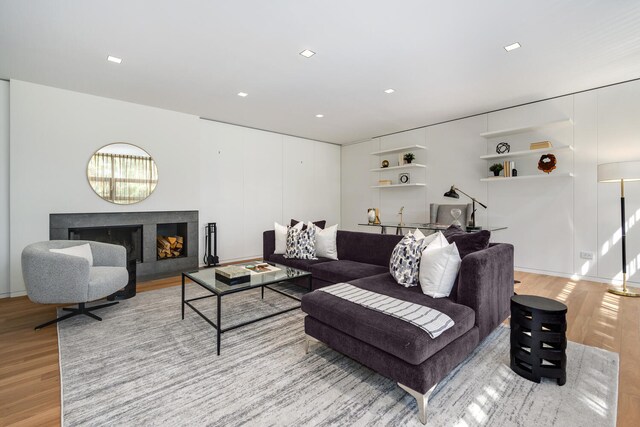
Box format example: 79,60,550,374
301,241,514,424
301,272,476,365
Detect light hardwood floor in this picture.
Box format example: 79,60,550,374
1,272,638,426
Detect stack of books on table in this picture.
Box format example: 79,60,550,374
243,262,280,275
215,265,251,285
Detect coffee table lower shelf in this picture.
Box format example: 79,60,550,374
181,273,312,355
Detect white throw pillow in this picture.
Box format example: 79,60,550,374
419,242,461,298
412,228,426,241
315,224,338,260
424,231,448,250
274,221,302,254
50,243,94,266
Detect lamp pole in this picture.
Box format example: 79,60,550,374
453,187,487,230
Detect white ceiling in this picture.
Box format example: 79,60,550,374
1,0,639,144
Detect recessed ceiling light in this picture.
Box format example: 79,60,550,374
384,89,395,94
300,49,316,58
316,114,324,118
107,55,122,64
504,42,521,52
237,92,248,97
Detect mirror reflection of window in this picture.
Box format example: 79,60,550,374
87,143,158,204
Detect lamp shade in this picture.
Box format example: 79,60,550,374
598,161,640,183
443,186,459,198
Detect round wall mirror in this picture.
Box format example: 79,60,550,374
87,143,158,204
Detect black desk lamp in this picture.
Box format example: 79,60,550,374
443,185,487,230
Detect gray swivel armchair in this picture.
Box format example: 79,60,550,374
430,203,472,228
22,240,129,330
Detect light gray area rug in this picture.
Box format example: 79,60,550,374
58,285,619,426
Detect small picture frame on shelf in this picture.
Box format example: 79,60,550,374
399,173,410,184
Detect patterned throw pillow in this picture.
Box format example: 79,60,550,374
284,226,317,260
389,234,428,287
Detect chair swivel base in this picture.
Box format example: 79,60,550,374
35,301,119,330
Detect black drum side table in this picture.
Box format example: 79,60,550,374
510,295,568,385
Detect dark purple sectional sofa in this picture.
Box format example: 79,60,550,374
262,228,514,424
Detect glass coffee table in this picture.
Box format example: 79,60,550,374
181,262,312,355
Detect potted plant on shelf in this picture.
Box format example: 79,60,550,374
489,163,504,177
403,152,415,164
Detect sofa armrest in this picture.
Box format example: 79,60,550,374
89,241,127,267
21,249,90,304
263,230,275,261
456,243,514,341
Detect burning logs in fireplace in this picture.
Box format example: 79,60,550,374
157,235,184,259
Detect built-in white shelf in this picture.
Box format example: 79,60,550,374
370,163,426,172
371,183,426,189
480,145,573,161
480,172,573,182
480,118,573,139
370,145,426,156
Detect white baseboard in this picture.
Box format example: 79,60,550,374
0,289,27,299
514,267,639,287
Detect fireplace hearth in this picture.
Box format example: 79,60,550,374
50,211,198,281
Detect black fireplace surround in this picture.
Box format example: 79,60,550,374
50,211,199,282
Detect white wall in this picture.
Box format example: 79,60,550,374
198,122,340,262
0,81,9,298
7,81,341,296
484,97,575,276
341,117,486,232
341,79,640,286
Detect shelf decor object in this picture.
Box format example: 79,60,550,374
403,152,416,164
367,208,376,224
598,161,640,297
538,154,557,174
443,185,487,230
489,163,503,176
530,140,552,150
496,142,510,154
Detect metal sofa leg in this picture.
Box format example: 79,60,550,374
398,382,437,425
304,334,319,354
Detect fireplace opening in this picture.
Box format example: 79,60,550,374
156,222,187,260
69,225,143,263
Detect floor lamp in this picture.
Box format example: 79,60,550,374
598,161,640,297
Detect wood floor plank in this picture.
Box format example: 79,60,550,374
0,271,638,426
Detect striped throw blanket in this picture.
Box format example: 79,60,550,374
318,283,455,339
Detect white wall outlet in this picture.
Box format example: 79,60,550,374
580,251,594,260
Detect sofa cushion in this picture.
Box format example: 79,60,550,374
336,231,403,267
301,272,475,365
310,260,388,284
389,234,428,287
284,225,317,260
443,225,491,258
267,254,333,272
